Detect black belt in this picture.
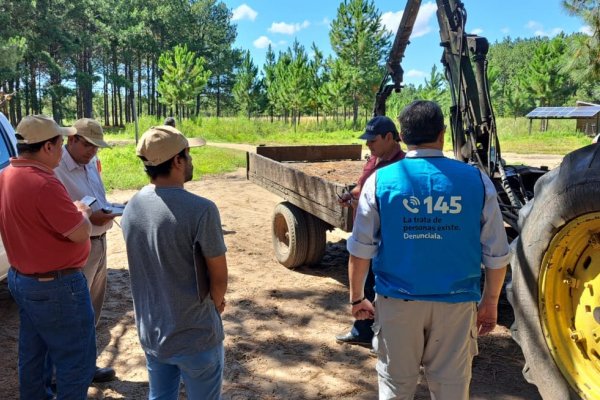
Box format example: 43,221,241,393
13,267,82,281
91,233,106,240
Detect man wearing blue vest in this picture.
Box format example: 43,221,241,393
347,100,509,399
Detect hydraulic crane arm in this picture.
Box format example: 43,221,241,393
373,0,422,117
374,0,502,176
373,0,524,213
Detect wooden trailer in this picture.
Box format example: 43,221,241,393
246,144,364,268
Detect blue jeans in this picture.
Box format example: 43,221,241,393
8,268,96,399
145,343,224,400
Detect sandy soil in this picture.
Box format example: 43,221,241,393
0,148,557,399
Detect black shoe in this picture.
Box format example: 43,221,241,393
93,366,116,383
335,332,373,348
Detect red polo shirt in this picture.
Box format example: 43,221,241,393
0,158,90,274
357,146,406,189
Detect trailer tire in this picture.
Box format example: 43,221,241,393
305,214,327,265
507,144,600,400
272,202,308,268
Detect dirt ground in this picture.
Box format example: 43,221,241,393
0,150,562,400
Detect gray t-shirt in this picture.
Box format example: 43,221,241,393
122,185,227,358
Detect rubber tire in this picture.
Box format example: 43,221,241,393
507,144,600,400
271,202,308,269
304,214,327,266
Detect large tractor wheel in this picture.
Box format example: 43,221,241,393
507,144,600,400
304,214,327,266
271,202,308,268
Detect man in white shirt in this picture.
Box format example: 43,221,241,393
54,118,118,383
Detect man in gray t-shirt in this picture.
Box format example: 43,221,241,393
122,125,227,400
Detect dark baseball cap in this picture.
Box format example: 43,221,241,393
359,116,400,141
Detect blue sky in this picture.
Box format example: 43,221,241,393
221,0,591,86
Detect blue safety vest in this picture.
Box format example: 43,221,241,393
373,157,484,302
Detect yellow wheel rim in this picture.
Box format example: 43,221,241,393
539,212,600,399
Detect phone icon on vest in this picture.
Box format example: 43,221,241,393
402,197,420,214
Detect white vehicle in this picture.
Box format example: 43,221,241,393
0,112,18,281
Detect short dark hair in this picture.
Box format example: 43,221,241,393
143,148,187,179
16,134,62,154
398,100,445,145
164,117,176,127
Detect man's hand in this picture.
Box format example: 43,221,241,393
89,209,117,226
73,200,92,217
476,301,498,335
352,299,375,320
337,192,357,208
478,266,507,335
214,298,226,314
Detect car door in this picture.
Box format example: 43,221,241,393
0,112,17,280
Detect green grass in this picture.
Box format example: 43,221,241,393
105,115,593,154
438,117,591,154
99,115,594,191
99,144,246,191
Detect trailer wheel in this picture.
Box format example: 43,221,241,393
271,202,308,268
305,214,327,265
507,144,600,400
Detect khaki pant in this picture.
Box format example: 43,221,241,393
373,297,478,400
83,235,107,326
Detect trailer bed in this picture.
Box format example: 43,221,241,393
247,145,363,232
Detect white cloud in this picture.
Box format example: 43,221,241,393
406,69,427,79
232,4,258,22
277,40,288,46
268,20,310,35
526,20,543,31
471,28,483,35
320,17,331,26
579,25,592,35
253,36,272,49
501,27,510,34
381,2,437,38
526,20,563,37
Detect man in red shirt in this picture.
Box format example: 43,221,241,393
336,115,405,347
0,115,96,399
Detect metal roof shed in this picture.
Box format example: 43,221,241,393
525,105,600,135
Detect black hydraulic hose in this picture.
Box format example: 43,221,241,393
452,6,466,154
497,162,524,210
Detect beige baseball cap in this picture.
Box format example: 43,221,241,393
72,118,111,148
137,125,206,166
16,115,76,144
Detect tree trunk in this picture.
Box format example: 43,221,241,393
23,67,30,116
29,61,38,114
112,44,118,127
352,96,359,128
137,54,142,118
82,48,93,118
152,57,157,117
103,56,109,126
8,80,17,125
146,55,150,115
118,86,123,127
15,78,22,122
124,63,130,123
216,75,221,118
49,72,62,124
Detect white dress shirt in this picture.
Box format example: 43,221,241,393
54,146,113,237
